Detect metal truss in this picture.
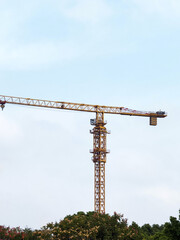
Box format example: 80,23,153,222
0,94,167,214
90,112,110,213
0,95,166,118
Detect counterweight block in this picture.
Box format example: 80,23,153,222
150,117,157,126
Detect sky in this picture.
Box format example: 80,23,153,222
0,0,180,229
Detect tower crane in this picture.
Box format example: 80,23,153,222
0,95,167,214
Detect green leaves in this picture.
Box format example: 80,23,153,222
33,211,139,240
1,210,180,239
163,216,180,240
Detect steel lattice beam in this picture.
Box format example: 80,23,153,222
90,112,109,213
0,95,167,118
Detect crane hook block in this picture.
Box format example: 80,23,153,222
0,100,6,111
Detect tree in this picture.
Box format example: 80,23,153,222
164,216,180,240
34,211,139,240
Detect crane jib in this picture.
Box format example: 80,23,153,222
0,95,167,118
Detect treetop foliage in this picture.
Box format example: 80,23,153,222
0,210,180,240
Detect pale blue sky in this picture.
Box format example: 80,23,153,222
0,0,180,229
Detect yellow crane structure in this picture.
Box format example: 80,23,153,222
0,95,167,214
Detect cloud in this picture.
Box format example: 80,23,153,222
0,1,39,39
60,0,112,23
0,41,83,70
0,0,132,70
144,186,180,205
0,0,112,70
0,38,133,70
0,114,22,142
131,0,180,20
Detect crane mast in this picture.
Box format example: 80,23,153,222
0,95,167,214
90,112,110,213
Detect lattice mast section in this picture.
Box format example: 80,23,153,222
90,112,110,214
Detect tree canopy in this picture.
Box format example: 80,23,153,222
0,211,180,240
